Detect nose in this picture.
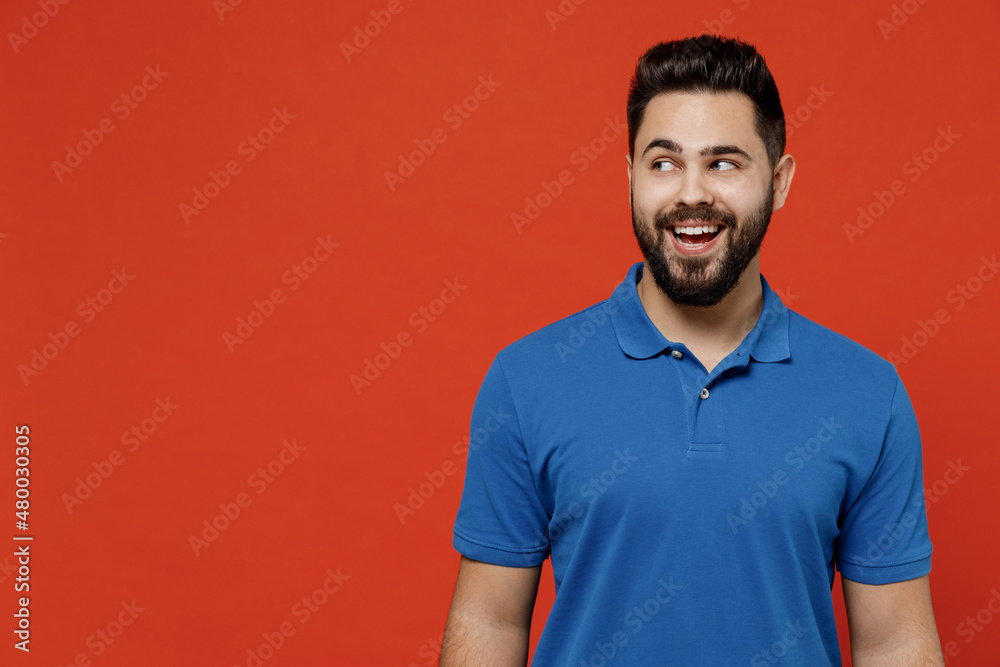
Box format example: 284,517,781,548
674,167,714,208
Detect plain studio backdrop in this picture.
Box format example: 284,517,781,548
1,0,998,664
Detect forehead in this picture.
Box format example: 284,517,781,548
636,91,763,155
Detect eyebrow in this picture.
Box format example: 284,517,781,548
640,138,753,162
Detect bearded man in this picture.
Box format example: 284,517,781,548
442,34,943,666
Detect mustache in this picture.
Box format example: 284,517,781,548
655,207,736,229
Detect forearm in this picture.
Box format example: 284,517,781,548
439,609,530,667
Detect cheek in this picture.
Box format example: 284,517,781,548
702,187,757,222
632,181,673,214
718,177,769,208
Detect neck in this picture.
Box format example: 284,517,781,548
636,258,764,352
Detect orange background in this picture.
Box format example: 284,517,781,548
2,0,999,664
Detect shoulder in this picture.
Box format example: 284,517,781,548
784,305,902,396
492,297,619,375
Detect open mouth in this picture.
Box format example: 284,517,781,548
671,222,724,247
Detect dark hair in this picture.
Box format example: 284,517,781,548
627,34,785,169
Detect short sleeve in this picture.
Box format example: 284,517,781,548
835,373,933,584
452,354,550,567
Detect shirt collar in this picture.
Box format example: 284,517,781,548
609,262,790,363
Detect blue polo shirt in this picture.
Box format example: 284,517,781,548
452,261,932,666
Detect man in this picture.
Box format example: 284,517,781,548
441,34,943,666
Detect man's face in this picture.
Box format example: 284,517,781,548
627,91,777,307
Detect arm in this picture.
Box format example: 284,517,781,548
842,574,944,666
440,555,543,667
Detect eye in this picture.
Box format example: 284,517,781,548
712,160,738,171
651,160,677,172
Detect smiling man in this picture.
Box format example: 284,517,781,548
442,35,943,666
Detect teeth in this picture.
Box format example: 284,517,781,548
673,224,719,235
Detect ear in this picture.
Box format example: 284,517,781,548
771,153,796,212
626,153,633,205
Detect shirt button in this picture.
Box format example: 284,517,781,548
671,350,683,359
700,388,710,399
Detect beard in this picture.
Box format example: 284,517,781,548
631,185,774,307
